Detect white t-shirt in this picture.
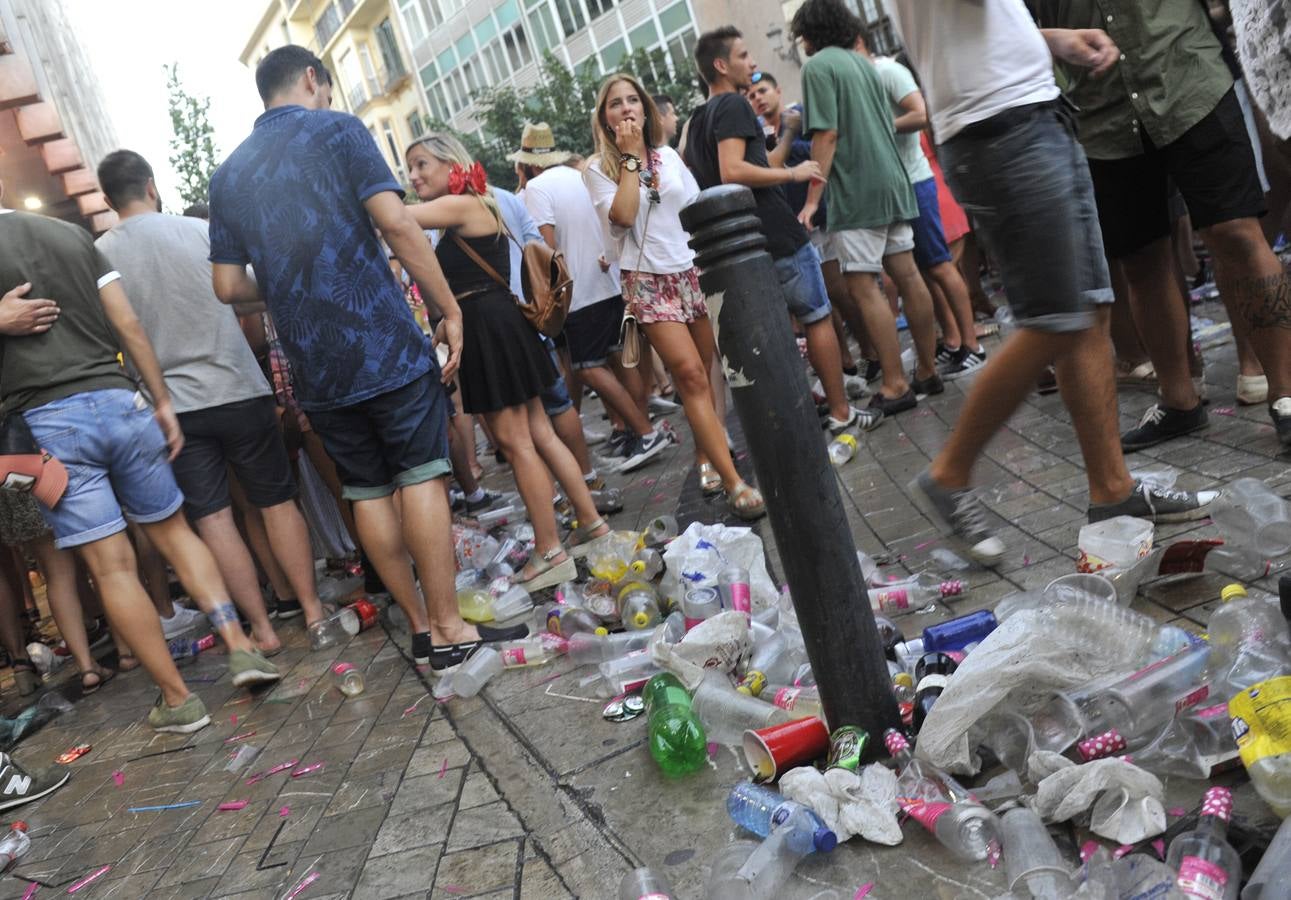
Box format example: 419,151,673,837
524,165,621,312
583,145,699,276
883,0,1060,143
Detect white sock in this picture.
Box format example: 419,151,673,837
584,469,598,484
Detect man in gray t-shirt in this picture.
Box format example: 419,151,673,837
96,150,325,640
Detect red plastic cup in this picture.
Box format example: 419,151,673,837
741,715,830,781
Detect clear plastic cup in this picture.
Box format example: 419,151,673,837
1213,478,1291,558
1000,806,1075,898
452,647,504,698
491,585,533,621
691,672,791,746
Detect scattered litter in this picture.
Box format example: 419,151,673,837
279,806,290,817
54,745,91,765
282,869,319,899
224,731,256,744
290,763,323,778
111,771,123,788
126,800,202,813
64,865,109,893
19,883,35,900
853,883,873,899
217,801,248,811
225,745,260,773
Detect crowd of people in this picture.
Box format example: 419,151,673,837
0,0,1286,771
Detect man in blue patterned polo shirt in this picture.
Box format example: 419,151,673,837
209,45,525,672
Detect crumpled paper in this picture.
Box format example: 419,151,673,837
660,522,778,613
650,611,750,691
1031,758,1166,844
779,764,903,845
917,609,1144,774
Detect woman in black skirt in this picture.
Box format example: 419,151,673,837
406,134,609,592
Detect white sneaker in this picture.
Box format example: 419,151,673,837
160,603,205,639
1237,374,1268,406
647,395,680,415
583,426,610,446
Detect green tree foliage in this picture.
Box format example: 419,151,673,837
165,63,219,208
417,49,700,191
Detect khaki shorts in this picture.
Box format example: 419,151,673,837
825,222,915,274
809,228,837,264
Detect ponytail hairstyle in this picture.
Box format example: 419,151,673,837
405,132,504,234
591,73,665,181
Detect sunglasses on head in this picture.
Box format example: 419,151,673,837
750,72,763,84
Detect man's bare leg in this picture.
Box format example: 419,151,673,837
1119,237,1202,409
192,508,281,652
397,478,480,646
351,495,429,634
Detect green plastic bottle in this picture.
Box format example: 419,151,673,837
643,673,707,776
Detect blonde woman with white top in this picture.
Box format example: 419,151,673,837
584,73,765,521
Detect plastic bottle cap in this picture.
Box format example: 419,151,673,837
1220,584,1248,603
632,612,651,628
10,821,26,832
892,673,913,689
630,561,645,574
813,827,838,853
594,627,608,636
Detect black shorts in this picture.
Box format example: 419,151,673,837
564,296,625,369
172,396,297,520
1087,87,1267,259
307,371,451,501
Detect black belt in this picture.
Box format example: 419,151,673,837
948,97,1071,143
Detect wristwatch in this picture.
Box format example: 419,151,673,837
621,154,641,174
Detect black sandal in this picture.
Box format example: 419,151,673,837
11,659,40,697
80,665,116,695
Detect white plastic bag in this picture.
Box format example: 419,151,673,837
650,610,751,691
661,522,778,613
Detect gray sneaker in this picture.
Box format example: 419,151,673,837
229,648,282,688
147,693,211,734
1088,480,1218,524
909,470,1006,566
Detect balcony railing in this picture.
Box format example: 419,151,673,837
347,81,368,112
314,5,342,48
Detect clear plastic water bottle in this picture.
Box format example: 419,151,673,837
994,586,1162,666
617,867,673,899
1206,584,1291,698
566,630,651,666
629,548,664,581
868,574,965,615
827,432,858,466
1166,787,1241,899
168,632,216,660
497,633,568,668
331,663,364,697
545,603,605,638
0,821,29,868
725,783,837,853
617,582,662,630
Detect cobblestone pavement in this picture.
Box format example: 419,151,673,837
0,297,1286,899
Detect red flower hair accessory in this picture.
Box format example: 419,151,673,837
448,161,488,195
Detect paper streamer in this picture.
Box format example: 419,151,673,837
66,865,110,893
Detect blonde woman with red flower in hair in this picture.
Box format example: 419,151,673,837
406,133,608,590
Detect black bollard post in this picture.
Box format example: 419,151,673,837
681,185,902,751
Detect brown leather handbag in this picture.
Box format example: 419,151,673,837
450,231,573,339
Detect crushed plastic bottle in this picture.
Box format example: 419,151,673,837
0,822,30,869
827,432,857,466
497,633,568,668
629,548,664,581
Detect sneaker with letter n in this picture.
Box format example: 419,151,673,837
0,752,70,811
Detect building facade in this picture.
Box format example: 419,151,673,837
0,0,120,231
396,0,700,134
241,0,428,183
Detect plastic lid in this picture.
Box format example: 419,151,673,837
594,627,608,636
632,611,651,628
1220,584,1248,603
892,673,913,689
10,821,26,832
630,560,645,574
813,826,838,853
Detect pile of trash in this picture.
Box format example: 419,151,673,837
435,477,1291,900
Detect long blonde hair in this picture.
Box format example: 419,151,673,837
405,132,504,233
591,73,665,181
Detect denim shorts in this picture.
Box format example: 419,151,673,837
940,101,1112,333
772,241,832,325
22,389,185,549
308,371,451,501
910,177,953,269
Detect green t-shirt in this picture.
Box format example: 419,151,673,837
801,47,917,231
0,210,132,413
873,57,934,186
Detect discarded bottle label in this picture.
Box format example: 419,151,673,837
727,583,751,615
1175,685,1210,713
1176,855,1228,900
873,589,911,612
55,744,92,764
773,687,801,710
900,798,951,831
1228,675,1291,767
826,726,868,772
502,648,526,666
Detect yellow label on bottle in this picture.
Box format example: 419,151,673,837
1228,675,1291,767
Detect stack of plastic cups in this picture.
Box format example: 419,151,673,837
1000,806,1074,899
690,672,791,746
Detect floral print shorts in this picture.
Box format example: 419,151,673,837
622,267,708,325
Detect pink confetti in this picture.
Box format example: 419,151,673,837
707,742,719,758
279,806,290,817
1167,807,1187,817
437,758,449,779
245,772,264,785
651,493,667,503
853,885,874,899
291,763,324,778
217,801,249,811
1023,554,1032,567
1113,845,1134,859
230,714,237,726
1079,840,1100,862
913,539,937,551
20,883,36,900
1213,406,1235,416
283,870,320,900
265,759,299,776
224,731,257,744
440,887,466,895
402,695,428,718
66,865,111,893
111,771,124,788
1152,839,1165,859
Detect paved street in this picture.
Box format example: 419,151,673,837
0,295,1287,899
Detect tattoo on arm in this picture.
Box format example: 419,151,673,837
207,602,240,630
1239,272,1291,330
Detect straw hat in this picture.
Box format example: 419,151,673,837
507,122,573,167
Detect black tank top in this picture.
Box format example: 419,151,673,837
435,230,512,296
